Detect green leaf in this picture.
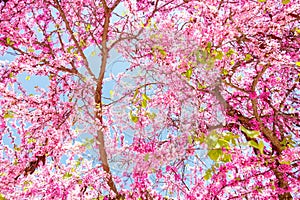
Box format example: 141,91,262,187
4,111,14,119
129,111,139,123
27,138,36,144
240,126,260,138
206,42,212,52
194,134,205,144
279,160,291,165
109,90,114,97
133,89,139,99
142,94,150,101
248,140,259,149
221,69,228,75
75,160,81,167
91,51,96,56
221,153,232,163
208,149,222,161
248,140,264,154
6,37,13,45
25,76,31,81
213,50,223,60
0,194,6,200
195,50,201,62
153,45,167,57
144,153,150,161
86,24,91,31
244,54,252,61
141,99,147,108
27,47,34,53
226,49,235,57
188,135,193,144
159,49,167,57
9,72,14,78
67,46,74,53
146,112,156,120
79,40,86,47
186,68,193,79
217,139,230,149
258,0,266,2
258,141,264,154
204,169,212,180
282,0,290,4
63,172,72,179
295,62,300,67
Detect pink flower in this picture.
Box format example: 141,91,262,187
249,92,257,100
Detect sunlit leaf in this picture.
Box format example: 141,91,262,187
204,169,212,180
240,126,260,138
208,149,222,161
91,51,96,56
63,172,72,179
0,194,6,200
142,94,150,101
109,90,114,97
186,68,193,79
27,138,36,144
86,24,91,31
141,99,147,108
144,153,149,161
244,54,252,61
4,111,14,119
248,140,259,149
282,0,290,4
221,153,232,163
129,111,139,123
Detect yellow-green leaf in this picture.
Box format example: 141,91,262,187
28,138,36,144
25,76,31,81
27,47,34,53
6,37,13,45
248,140,259,148
244,54,252,61
129,111,139,123
213,50,223,60
146,112,156,120
142,94,150,101
109,90,114,97
204,169,212,180
221,69,228,75
282,0,290,4
144,153,149,161
86,24,91,32
63,172,72,179
240,126,260,138
188,135,193,144
226,49,235,57
186,68,193,78
295,62,300,67
208,149,222,161
91,51,96,56
4,112,14,119
258,141,264,154
221,153,232,163
141,99,147,108
0,193,6,200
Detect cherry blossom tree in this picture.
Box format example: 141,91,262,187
0,0,299,199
